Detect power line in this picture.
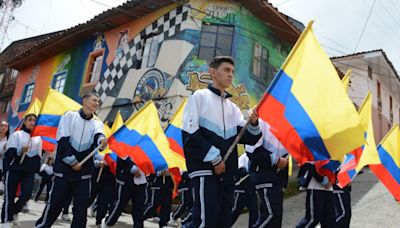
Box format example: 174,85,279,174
353,0,376,52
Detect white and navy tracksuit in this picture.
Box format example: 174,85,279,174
231,154,257,228
89,155,116,225
103,156,146,228
172,171,192,221
296,163,335,228
34,163,54,202
333,184,351,228
245,120,288,228
182,85,261,228
1,126,42,223
0,136,7,181
143,170,174,227
35,109,105,228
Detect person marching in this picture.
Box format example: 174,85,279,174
143,169,174,227
34,156,54,202
245,120,289,228
171,170,192,225
182,56,261,227
230,153,258,228
0,121,9,182
296,162,335,228
1,114,42,227
101,155,146,228
35,92,106,228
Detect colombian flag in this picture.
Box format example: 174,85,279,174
370,125,400,201
109,101,186,174
165,98,187,198
337,92,379,188
14,98,42,132
257,21,365,165
31,88,81,151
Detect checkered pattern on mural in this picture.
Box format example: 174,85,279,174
95,5,190,102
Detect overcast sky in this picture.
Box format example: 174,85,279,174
4,0,400,69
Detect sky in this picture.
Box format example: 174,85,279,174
3,0,400,69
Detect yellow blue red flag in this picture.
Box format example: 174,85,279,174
257,21,365,165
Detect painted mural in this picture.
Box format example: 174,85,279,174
9,0,292,130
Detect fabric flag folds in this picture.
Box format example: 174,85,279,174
108,101,186,174
370,125,400,201
102,112,124,175
337,92,380,187
257,21,365,165
31,88,81,151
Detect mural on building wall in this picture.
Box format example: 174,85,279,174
9,0,291,129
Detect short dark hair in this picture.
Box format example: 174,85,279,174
209,56,235,69
82,91,100,100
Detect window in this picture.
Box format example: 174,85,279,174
141,35,160,68
85,50,104,85
377,81,382,112
52,71,67,93
252,42,270,84
198,24,234,62
21,83,34,104
368,65,372,79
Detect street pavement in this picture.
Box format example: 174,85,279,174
2,168,399,227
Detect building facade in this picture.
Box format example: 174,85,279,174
332,49,400,143
4,0,301,130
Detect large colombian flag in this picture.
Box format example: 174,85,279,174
337,92,380,188
257,21,365,165
109,101,186,174
370,125,400,201
31,88,81,151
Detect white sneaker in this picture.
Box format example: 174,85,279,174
168,218,179,227
101,218,111,228
61,214,71,221
11,214,19,225
89,206,96,217
1,222,11,228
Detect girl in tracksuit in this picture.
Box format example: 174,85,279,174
1,114,42,225
101,156,146,228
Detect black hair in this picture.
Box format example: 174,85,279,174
21,113,37,131
209,56,235,69
82,91,100,100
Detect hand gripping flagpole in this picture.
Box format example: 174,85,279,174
222,21,313,163
19,138,32,164
78,144,103,167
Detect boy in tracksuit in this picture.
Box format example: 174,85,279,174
245,120,289,228
333,183,351,228
36,92,107,228
143,169,174,227
101,156,146,228
296,162,335,228
89,154,116,226
230,153,257,228
182,56,261,227
172,171,192,222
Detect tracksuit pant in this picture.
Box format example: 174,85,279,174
231,189,258,228
35,176,91,228
143,179,173,227
172,188,193,220
104,182,145,228
253,184,283,228
1,170,35,223
296,189,335,228
334,191,351,228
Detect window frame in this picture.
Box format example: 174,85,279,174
251,42,270,85
198,23,234,62
51,71,68,93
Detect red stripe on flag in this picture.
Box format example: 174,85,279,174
258,94,314,164
169,167,182,199
167,138,184,158
32,125,58,138
109,136,155,174
337,171,352,188
370,164,400,201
